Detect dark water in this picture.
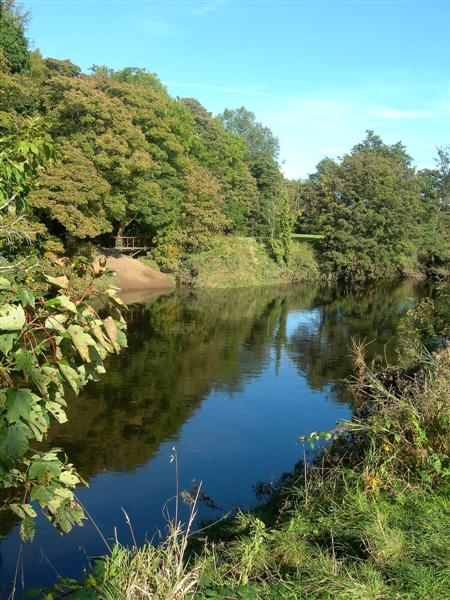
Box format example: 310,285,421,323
0,281,433,595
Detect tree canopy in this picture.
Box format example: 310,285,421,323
0,0,30,74
297,133,449,280
0,0,448,280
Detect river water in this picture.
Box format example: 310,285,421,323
0,280,433,595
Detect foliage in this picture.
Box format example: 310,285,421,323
1,49,291,264
0,120,54,208
0,126,127,541
220,108,295,262
416,146,450,275
0,0,30,74
396,286,449,366
44,329,450,599
0,121,56,260
179,236,319,289
220,107,280,162
0,3,448,282
300,133,449,281
181,98,258,234
0,267,127,540
200,342,448,598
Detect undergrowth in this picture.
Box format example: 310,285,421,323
175,236,319,289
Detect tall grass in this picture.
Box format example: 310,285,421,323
191,343,449,599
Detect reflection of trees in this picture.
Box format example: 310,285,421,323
286,280,429,403
43,285,318,481
0,281,430,544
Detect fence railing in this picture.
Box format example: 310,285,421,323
114,236,150,253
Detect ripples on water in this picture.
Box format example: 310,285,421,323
0,280,434,592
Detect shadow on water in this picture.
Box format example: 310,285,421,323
0,280,434,594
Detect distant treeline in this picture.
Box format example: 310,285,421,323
1,0,448,281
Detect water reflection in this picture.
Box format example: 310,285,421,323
0,280,432,594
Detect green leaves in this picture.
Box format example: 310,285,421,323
6,389,34,424
59,362,83,395
0,303,26,330
16,286,35,308
0,422,30,464
29,459,61,482
44,275,69,289
0,269,127,540
0,277,12,290
0,332,16,354
67,324,96,362
299,427,340,450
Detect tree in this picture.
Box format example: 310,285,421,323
0,119,54,259
416,146,450,272
181,98,258,233
44,57,81,78
220,107,280,162
434,146,450,208
220,107,294,262
0,0,30,74
305,131,424,281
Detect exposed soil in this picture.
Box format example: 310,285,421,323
104,250,174,293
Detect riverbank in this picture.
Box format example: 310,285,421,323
176,235,320,288
41,292,449,599
104,251,175,292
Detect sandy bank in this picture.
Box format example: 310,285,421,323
105,252,174,293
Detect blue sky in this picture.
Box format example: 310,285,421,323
23,0,449,178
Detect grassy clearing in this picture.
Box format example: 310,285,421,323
178,236,319,289
291,233,324,254
291,233,324,240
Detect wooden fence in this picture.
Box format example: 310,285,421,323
114,236,150,256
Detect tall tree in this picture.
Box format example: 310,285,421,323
220,107,294,262
0,0,30,74
305,131,424,280
181,98,258,233
220,106,280,162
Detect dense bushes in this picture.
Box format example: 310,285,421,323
177,236,319,289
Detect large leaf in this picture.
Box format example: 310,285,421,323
56,295,77,314
103,317,119,351
44,274,69,289
0,333,16,355
29,459,61,483
16,286,35,308
30,365,52,396
67,325,96,362
0,277,11,290
44,313,68,332
14,347,32,371
0,423,29,463
59,362,83,394
0,304,26,331
20,516,36,542
6,389,33,424
46,295,77,314
46,400,68,424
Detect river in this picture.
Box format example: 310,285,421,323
0,280,434,595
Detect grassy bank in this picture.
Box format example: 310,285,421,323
175,236,319,289
43,299,450,599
